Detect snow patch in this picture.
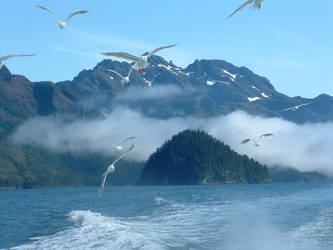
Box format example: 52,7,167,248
158,64,173,71
206,80,216,86
261,92,269,98
222,69,237,81
220,80,230,85
184,72,194,77
248,97,261,102
251,85,260,91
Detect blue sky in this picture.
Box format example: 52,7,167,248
1,0,332,98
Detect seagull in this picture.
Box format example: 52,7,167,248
0,54,37,69
241,133,273,147
105,67,133,84
98,144,134,197
281,103,312,112
228,0,264,18
36,5,88,29
100,44,177,73
111,137,136,151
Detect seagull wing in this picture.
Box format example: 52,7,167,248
106,69,124,79
298,102,312,108
126,67,133,78
98,164,114,198
122,137,136,143
0,54,37,61
241,138,251,144
282,102,311,112
36,5,59,20
100,52,140,62
147,44,177,58
227,0,254,18
281,106,294,112
258,133,274,143
113,144,134,166
251,0,264,9
66,10,88,23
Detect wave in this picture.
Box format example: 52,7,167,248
12,210,166,250
154,197,169,206
11,198,332,250
286,207,333,249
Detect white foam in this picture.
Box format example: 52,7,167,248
12,210,164,250
154,197,169,205
286,208,333,249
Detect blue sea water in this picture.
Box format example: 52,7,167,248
1,183,333,249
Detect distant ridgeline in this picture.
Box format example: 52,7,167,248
269,167,329,183
136,130,272,186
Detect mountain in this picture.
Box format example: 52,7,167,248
136,130,271,185
0,55,332,188
2,55,333,134
269,167,329,183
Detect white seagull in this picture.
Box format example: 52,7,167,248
36,5,88,29
111,137,136,151
228,0,264,18
100,44,177,73
106,67,133,84
0,54,37,69
98,144,134,198
241,133,273,147
281,103,312,112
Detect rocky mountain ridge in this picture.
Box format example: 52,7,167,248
0,56,332,188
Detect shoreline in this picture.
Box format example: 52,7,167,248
0,181,332,191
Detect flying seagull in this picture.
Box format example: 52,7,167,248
0,54,36,69
98,144,134,197
228,0,264,18
100,44,177,73
36,5,88,29
241,133,273,147
281,103,312,112
105,67,133,84
111,137,136,151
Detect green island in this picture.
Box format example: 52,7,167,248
137,129,272,185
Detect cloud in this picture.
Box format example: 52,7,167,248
116,85,184,101
47,44,103,61
68,28,155,51
9,107,333,175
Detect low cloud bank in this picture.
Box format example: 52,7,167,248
10,108,333,175
116,85,184,101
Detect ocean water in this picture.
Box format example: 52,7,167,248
1,183,333,250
